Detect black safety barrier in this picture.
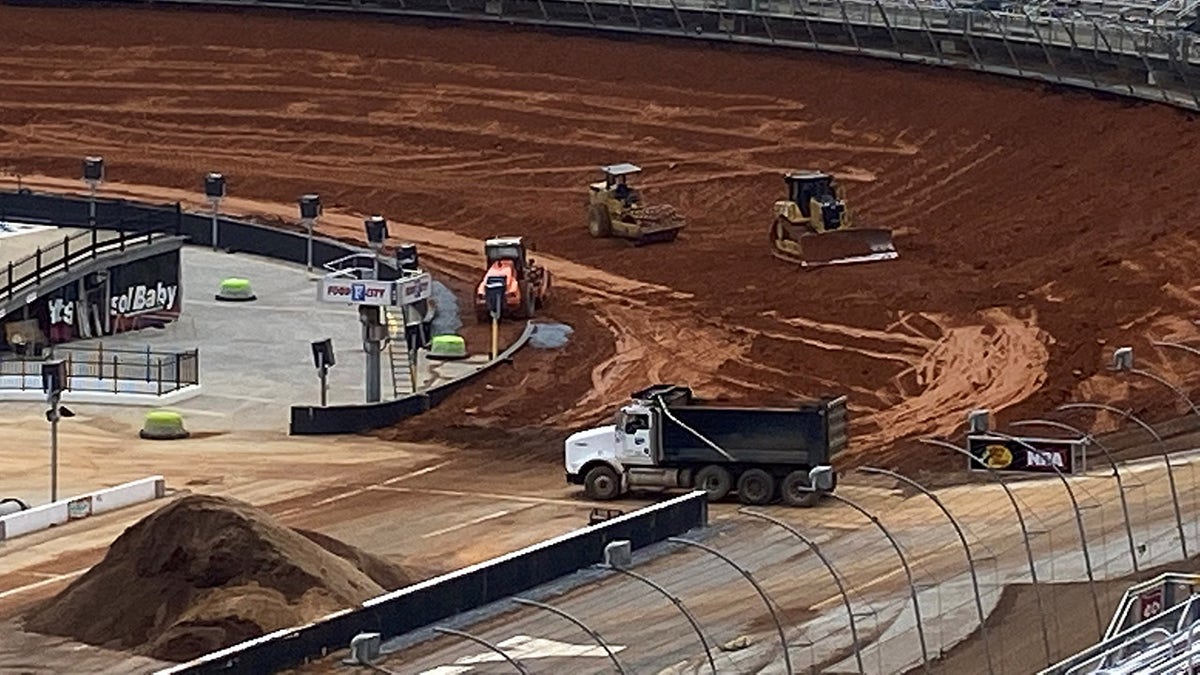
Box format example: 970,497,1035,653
289,321,536,434
157,491,709,675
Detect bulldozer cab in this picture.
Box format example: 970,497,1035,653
485,237,530,275
784,171,843,228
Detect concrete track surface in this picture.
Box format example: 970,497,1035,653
1,2,1200,674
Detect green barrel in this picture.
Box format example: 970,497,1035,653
139,410,190,440
427,334,467,360
215,278,257,302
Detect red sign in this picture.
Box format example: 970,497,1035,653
1139,587,1164,621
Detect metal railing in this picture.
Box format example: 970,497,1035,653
0,227,175,304
0,344,199,396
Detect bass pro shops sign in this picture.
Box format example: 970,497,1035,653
966,434,1087,475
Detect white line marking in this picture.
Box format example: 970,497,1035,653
0,570,85,600
312,487,368,507
421,510,512,539
373,485,604,508
280,461,454,514
382,460,452,485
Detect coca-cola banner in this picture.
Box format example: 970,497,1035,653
966,434,1086,475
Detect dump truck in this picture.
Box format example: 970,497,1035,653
565,384,847,507
473,236,551,321
587,163,687,245
769,170,898,267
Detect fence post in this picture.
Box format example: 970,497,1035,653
119,230,126,252
20,356,26,390
113,355,119,394
97,342,104,380
62,235,70,272
145,345,151,382
157,359,163,396
35,248,41,285
5,261,11,299
175,353,181,391
66,352,72,391
91,227,98,258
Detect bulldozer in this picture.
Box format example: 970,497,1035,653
587,163,686,245
769,170,898,268
474,236,551,322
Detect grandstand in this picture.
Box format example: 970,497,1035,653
1042,573,1200,674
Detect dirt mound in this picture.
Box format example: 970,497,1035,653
24,494,411,662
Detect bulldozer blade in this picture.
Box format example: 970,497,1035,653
790,228,898,268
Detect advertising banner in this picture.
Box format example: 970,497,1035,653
317,273,432,307
318,278,395,306
966,434,1086,475
107,250,182,333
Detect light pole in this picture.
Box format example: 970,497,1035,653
859,466,993,675
361,216,388,404
920,437,1052,665
310,338,334,407
81,156,103,227
1009,418,1139,573
41,360,74,503
299,193,321,274
1057,401,1187,559
739,508,865,674
396,243,423,393
204,172,226,252
982,428,1104,635
1112,346,1200,420
808,468,931,673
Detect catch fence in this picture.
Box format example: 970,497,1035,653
126,0,1200,109
0,344,199,396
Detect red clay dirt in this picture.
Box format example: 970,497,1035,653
24,494,418,663
1,5,1199,472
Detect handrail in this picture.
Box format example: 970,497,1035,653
1,227,175,303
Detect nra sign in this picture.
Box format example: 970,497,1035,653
966,434,1086,475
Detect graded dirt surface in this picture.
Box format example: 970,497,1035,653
2,4,1200,674
3,4,1200,471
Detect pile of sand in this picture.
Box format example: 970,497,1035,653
25,494,416,662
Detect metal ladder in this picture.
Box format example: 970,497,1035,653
383,308,414,398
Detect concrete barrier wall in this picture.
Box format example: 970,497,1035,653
0,476,166,541
155,491,709,675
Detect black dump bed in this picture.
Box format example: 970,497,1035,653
632,385,848,466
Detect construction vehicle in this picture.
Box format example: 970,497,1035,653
587,163,686,245
769,170,898,268
565,384,847,507
474,236,551,322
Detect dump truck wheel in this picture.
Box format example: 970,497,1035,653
737,469,775,506
584,465,621,500
694,465,732,502
588,203,612,238
781,470,821,508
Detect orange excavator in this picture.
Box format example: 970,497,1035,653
474,236,551,322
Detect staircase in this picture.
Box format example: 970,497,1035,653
384,308,414,398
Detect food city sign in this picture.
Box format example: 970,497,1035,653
317,272,432,307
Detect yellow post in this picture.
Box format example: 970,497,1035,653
491,317,499,360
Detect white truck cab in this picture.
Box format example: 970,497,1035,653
564,403,656,498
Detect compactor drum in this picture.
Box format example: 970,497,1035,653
769,170,898,268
